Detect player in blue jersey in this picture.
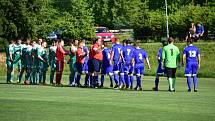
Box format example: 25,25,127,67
153,41,168,91
100,42,113,87
182,38,201,92
120,39,135,89
132,42,151,91
110,38,123,88
82,40,90,87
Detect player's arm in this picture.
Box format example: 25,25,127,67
182,54,186,66
161,48,166,69
198,54,201,69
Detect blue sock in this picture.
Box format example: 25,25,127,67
193,76,198,90
85,75,89,85
109,75,113,85
155,77,159,88
136,76,141,88
124,74,130,87
130,75,134,87
187,76,192,90
101,75,104,86
120,74,124,86
114,73,119,85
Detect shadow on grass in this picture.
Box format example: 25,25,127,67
0,82,188,92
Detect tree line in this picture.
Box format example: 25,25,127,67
0,0,214,41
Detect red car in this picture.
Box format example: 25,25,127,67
95,27,115,42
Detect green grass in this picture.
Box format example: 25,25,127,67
0,75,215,121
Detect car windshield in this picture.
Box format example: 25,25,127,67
96,28,108,33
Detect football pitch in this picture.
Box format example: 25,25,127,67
0,75,215,121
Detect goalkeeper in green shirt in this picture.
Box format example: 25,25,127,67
162,37,180,92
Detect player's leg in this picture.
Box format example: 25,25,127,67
119,64,125,89
69,61,76,85
17,62,24,83
129,66,134,89
107,65,113,87
76,63,83,86
92,59,100,88
166,68,174,91
113,61,119,88
6,62,13,83
24,66,31,84
134,67,141,90
50,62,56,85
83,63,89,86
124,64,130,89
185,64,192,91
55,60,64,85
172,68,177,91
88,60,94,87
100,66,106,87
192,64,198,92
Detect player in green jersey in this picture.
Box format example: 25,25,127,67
48,39,57,85
20,39,32,84
162,37,180,92
38,41,48,84
30,40,39,84
13,38,23,83
68,39,78,86
6,39,15,83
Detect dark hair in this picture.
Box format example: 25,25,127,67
124,39,130,44
92,38,98,44
103,42,108,47
187,38,193,44
167,37,174,43
162,41,168,47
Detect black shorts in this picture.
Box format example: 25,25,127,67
88,59,102,73
166,67,177,78
76,62,83,74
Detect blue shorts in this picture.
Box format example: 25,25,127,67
157,64,166,75
113,61,121,72
134,64,144,76
121,63,133,74
185,63,198,77
82,61,88,73
102,64,113,74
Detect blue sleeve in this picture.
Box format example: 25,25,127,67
183,48,187,55
158,49,162,58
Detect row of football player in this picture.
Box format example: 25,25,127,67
5,37,200,92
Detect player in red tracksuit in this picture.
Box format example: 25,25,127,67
55,40,68,85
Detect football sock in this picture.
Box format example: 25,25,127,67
69,71,75,85
155,77,159,89
193,76,198,90
173,78,176,90
101,75,104,86
114,73,119,85
76,74,81,85
120,74,124,86
130,75,134,87
109,75,113,85
50,70,55,84
136,76,141,88
168,78,173,91
43,72,46,84
85,74,89,85
124,73,130,87
90,76,93,86
187,76,192,90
